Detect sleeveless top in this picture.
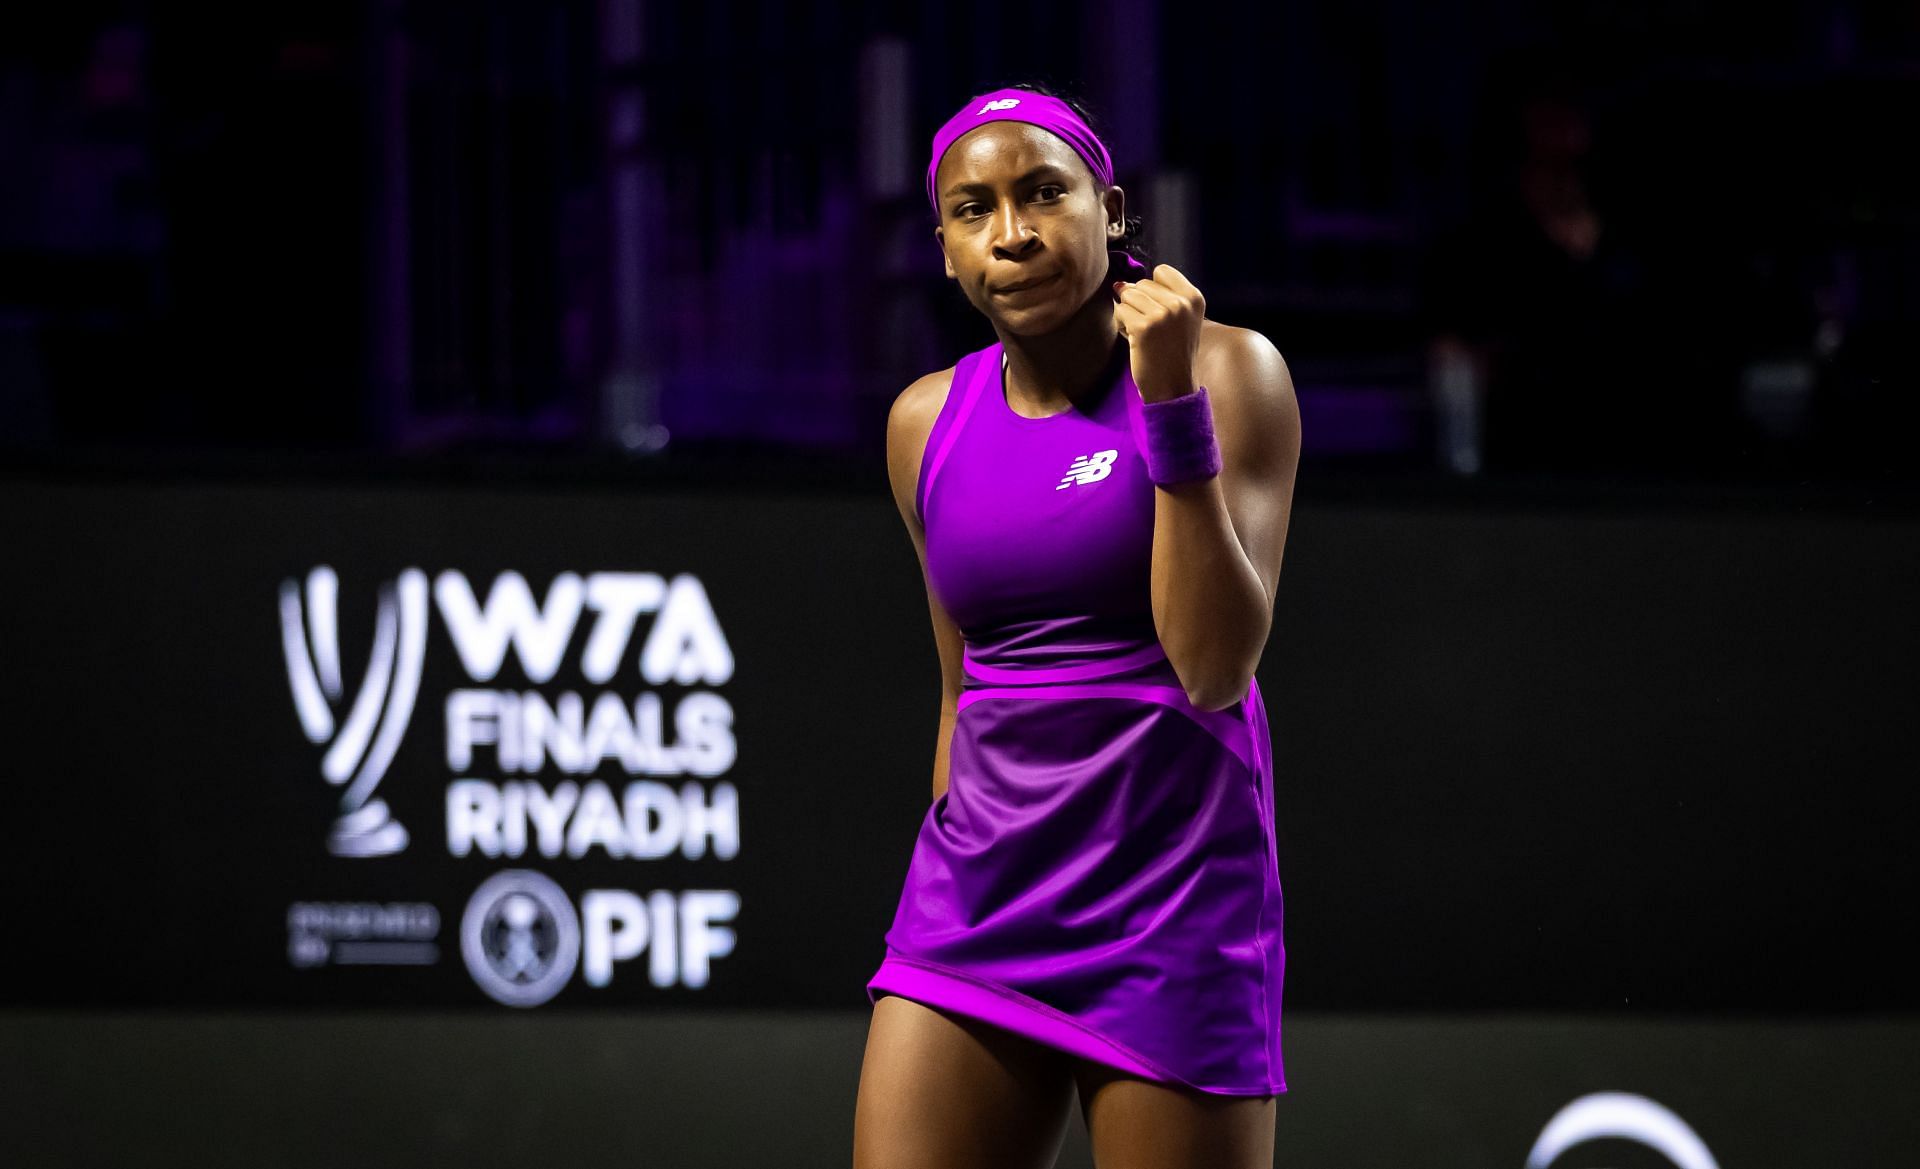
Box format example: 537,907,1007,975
917,339,1167,684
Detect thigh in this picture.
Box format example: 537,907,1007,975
1073,1060,1276,1169
853,993,1077,1169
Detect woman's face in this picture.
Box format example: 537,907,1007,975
933,121,1124,335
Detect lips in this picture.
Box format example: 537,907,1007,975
991,272,1060,295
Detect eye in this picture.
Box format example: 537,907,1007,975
1034,185,1065,201
954,202,985,219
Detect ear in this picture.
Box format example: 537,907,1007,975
934,225,955,280
1102,185,1127,240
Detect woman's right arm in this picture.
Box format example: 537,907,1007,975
885,369,964,802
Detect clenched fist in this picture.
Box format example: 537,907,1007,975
1112,263,1207,403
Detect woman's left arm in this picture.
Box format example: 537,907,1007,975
1115,266,1302,711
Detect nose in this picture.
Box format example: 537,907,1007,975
989,200,1039,257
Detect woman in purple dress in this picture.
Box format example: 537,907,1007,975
852,82,1301,1169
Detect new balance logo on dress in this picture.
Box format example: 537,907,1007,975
977,98,1021,114
1057,449,1119,489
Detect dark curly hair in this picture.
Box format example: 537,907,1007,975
994,79,1151,267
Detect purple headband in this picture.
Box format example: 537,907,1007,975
925,88,1115,216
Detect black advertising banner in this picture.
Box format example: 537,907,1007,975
4,476,936,1008
4,471,1916,1012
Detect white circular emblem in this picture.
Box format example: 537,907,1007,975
1526,1092,1719,1169
460,869,581,1008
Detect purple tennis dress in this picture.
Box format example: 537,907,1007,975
866,338,1287,1096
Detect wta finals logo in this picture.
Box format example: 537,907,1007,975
278,566,428,857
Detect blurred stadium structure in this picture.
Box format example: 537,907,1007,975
3,1,1916,482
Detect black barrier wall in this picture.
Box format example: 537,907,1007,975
6,1012,1918,1168
3,472,1914,1011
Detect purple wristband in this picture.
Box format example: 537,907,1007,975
1139,387,1222,485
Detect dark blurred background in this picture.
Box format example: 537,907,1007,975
4,0,1916,483
4,4,1918,1168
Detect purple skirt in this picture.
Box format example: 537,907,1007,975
867,665,1286,1096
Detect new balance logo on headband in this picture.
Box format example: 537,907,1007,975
1057,449,1118,489
977,97,1021,114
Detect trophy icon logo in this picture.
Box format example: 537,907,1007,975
278,566,428,857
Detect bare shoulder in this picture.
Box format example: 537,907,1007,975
1194,321,1299,446
884,365,957,524
887,366,956,447
1193,321,1301,482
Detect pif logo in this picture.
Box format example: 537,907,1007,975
460,869,740,1007
460,869,580,1007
